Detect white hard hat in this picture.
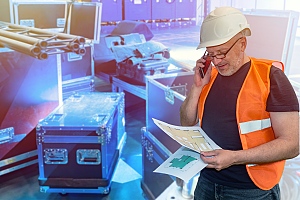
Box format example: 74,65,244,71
197,7,251,49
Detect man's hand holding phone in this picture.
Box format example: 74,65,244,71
198,51,211,79
194,51,212,87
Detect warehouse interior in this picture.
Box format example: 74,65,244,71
0,0,300,200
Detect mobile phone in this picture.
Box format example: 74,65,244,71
199,52,211,78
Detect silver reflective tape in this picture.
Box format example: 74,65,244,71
239,118,271,134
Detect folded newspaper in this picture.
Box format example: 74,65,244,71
152,118,221,182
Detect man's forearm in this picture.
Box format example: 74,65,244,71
233,137,299,166
234,112,299,165
180,84,203,126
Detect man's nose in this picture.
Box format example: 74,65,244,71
212,57,223,65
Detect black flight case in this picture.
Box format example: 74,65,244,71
36,91,126,195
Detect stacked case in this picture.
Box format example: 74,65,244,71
36,91,125,194
0,50,61,176
142,72,195,199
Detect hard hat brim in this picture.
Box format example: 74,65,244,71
196,28,251,49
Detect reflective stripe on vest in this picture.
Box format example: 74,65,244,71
239,118,271,134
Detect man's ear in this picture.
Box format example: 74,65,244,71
240,37,247,52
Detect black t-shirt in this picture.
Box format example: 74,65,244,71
201,61,299,189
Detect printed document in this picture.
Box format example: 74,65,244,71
152,118,221,182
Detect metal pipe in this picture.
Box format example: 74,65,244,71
0,36,42,58
0,29,48,49
68,42,80,51
2,22,86,44
0,21,87,59
76,47,86,56
38,51,48,60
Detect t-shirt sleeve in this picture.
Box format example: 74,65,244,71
267,66,299,112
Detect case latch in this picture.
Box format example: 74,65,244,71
0,127,14,144
165,84,187,105
44,148,68,164
165,87,174,105
76,149,101,165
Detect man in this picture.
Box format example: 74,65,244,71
180,6,299,200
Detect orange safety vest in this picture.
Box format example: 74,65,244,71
198,57,285,190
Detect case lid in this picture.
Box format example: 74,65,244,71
38,92,123,129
